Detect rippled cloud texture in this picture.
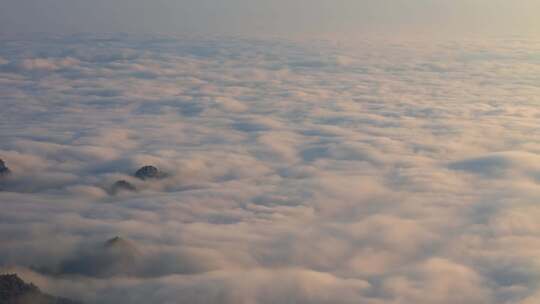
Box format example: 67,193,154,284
1,34,540,303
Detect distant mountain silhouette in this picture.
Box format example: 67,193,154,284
58,236,140,277
104,236,139,253
0,273,81,304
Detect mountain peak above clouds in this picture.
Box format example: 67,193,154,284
0,273,82,304
110,180,137,194
0,159,11,177
134,165,164,180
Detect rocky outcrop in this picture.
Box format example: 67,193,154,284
110,165,166,195
0,159,11,177
110,180,136,194
0,273,81,304
134,165,164,180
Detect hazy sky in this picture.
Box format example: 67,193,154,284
2,1,540,304
1,0,539,38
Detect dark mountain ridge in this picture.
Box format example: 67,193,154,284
0,273,81,304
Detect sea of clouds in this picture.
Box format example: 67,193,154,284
0,34,540,303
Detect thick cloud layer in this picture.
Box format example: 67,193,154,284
1,34,540,303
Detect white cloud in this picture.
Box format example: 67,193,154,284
0,35,539,303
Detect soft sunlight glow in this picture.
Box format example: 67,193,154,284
1,0,539,38
0,1,539,304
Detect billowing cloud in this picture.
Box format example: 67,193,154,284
0,34,540,304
